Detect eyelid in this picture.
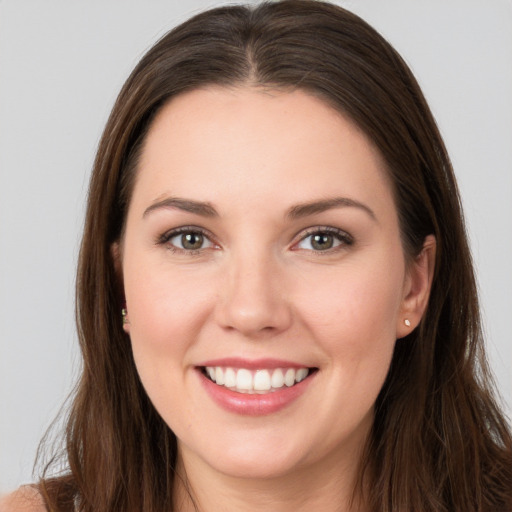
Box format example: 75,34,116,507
291,226,354,251
156,225,218,252
156,225,352,254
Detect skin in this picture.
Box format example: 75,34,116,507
0,487,46,512
114,86,435,512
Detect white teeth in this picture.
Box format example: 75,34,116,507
204,366,311,394
224,367,236,388
215,367,225,385
236,369,253,390
253,370,271,391
284,368,295,387
296,368,308,382
271,368,285,388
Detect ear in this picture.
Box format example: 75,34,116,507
396,234,436,339
111,241,130,333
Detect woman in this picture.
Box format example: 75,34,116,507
4,1,511,510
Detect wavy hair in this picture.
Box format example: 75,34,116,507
37,1,512,511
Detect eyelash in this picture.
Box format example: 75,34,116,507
293,226,354,254
157,226,216,255
156,226,354,255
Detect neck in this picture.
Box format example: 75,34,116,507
172,442,369,512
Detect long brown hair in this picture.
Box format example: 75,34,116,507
37,1,512,510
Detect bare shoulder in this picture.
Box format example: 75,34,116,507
0,486,46,512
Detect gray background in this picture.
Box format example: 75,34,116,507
1,0,511,493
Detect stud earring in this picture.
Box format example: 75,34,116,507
404,319,411,327
122,308,129,325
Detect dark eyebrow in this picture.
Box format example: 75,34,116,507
143,197,218,218
287,197,377,221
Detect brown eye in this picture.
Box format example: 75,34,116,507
166,230,214,252
181,232,204,250
295,228,353,252
311,233,334,250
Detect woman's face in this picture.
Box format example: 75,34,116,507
118,87,428,481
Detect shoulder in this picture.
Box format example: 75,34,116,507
0,486,47,512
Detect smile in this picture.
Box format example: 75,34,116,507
203,366,311,394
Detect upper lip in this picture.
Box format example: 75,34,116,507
196,357,314,370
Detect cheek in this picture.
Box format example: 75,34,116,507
295,255,404,384
123,263,216,424
122,256,215,403
125,258,211,347
301,260,402,335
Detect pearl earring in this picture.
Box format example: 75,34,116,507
404,319,411,327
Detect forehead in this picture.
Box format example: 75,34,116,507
132,86,395,221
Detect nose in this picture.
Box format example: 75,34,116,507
215,251,293,338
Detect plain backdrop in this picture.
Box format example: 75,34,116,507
1,0,511,494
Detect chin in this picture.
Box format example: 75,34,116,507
211,450,306,480
178,427,312,481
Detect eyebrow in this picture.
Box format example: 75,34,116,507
286,197,377,221
143,197,218,218
143,195,376,221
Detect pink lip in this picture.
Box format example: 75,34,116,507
197,357,309,370
196,366,316,416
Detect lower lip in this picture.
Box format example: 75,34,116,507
198,370,315,416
